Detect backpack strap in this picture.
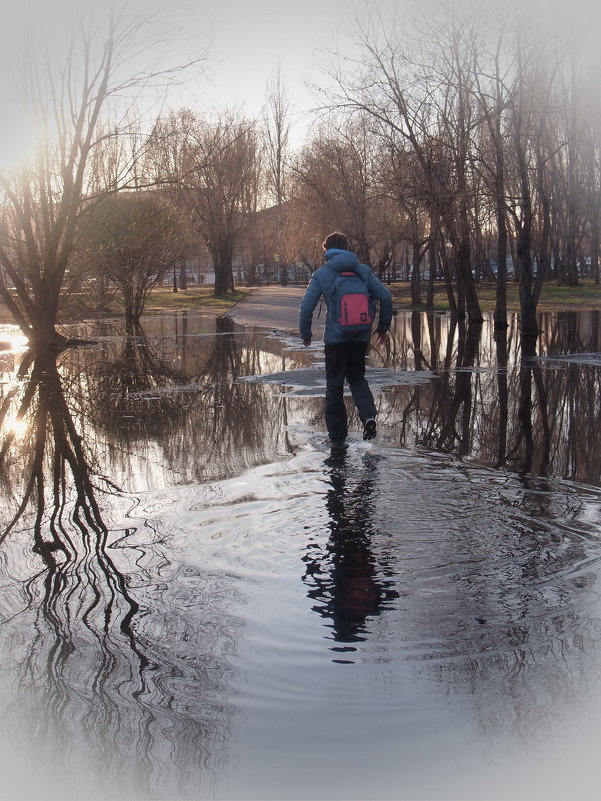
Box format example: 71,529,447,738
333,269,372,297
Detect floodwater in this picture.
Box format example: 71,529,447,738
1,308,601,800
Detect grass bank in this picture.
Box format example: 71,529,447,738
1,280,599,328
389,280,601,312
0,286,254,327
144,286,253,314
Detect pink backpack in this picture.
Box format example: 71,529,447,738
333,271,374,334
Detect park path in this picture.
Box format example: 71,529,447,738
224,286,305,332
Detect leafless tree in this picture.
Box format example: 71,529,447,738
264,67,290,285
505,24,556,334
291,114,383,265
322,8,484,321
310,2,600,332
470,10,515,329
152,109,261,296
379,139,429,303
78,190,187,331
0,1,202,350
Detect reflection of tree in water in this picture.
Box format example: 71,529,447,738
302,451,398,661
163,319,295,483
526,314,601,484
506,333,551,477
381,314,601,486
435,321,482,455
0,349,233,798
77,317,295,484
368,314,601,750
87,322,193,438
430,473,600,752
392,319,482,455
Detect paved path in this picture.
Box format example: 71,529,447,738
225,286,305,332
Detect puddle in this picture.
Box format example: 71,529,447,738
1,309,601,799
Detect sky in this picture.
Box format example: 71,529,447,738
0,0,365,164
1,0,600,166
156,0,601,144
156,0,373,145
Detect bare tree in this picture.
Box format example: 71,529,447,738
153,109,261,296
292,114,382,264
265,67,290,285
316,2,598,331
471,11,515,329
583,66,601,284
323,8,484,321
379,138,429,303
0,1,202,350
429,10,483,324
504,23,559,335
78,191,186,332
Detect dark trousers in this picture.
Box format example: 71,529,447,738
324,341,377,442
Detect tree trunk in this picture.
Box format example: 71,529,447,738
591,199,600,284
124,284,136,337
455,232,482,323
29,279,65,350
517,219,538,334
213,240,234,296
410,240,421,306
494,210,508,330
426,216,439,310
439,236,458,318
516,130,538,334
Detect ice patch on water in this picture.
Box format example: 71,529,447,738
239,366,436,397
453,365,497,373
536,352,601,368
128,383,213,398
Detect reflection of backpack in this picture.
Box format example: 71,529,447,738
333,270,374,334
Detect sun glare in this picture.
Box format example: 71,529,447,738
0,111,37,172
0,330,30,357
9,418,29,439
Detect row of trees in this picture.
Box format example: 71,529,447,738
0,2,599,350
291,4,601,333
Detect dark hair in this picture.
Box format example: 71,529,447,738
322,231,350,251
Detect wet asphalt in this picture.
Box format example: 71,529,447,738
225,286,305,332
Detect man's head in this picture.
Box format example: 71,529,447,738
322,231,350,251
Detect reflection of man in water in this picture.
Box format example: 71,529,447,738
302,451,398,658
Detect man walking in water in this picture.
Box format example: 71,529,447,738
299,232,393,446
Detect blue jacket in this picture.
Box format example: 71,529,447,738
299,249,393,344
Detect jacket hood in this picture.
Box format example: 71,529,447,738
323,248,361,273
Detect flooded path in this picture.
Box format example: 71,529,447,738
224,285,304,331
167,444,601,801
0,305,601,799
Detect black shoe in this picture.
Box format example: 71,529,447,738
363,418,377,441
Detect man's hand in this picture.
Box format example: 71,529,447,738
374,331,388,345
303,338,312,347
